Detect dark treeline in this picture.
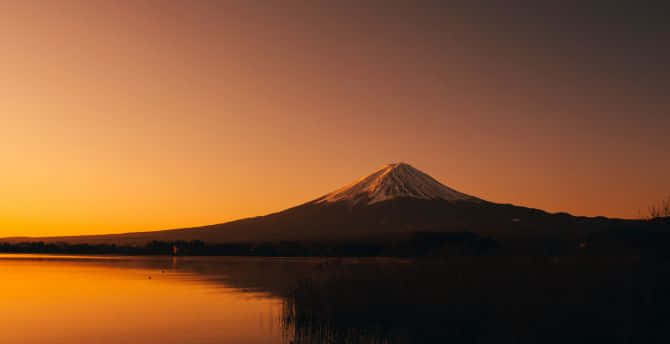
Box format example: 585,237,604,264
0,232,500,257
1,221,669,257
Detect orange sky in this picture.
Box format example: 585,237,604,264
2,2,669,237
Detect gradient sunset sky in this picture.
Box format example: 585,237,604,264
2,1,669,237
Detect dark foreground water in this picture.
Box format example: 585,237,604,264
1,254,667,343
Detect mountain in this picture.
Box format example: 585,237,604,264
1,163,639,245
316,163,481,205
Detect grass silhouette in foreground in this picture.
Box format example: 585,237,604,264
281,256,670,344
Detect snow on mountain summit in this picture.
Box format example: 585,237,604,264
317,163,481,205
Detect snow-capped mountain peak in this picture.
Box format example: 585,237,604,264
317,163,480,205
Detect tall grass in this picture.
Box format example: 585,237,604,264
281,256,670,344
649,194,670,219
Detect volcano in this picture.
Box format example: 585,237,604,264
316,163,481,205
2,163,633,245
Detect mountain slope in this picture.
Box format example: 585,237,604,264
0,163,639,245
316,163,481,204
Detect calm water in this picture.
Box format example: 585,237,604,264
0,254,319,344
2,254,666,343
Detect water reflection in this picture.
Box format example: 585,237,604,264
0,254,304,344
1,254,667,344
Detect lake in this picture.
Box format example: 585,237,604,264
1,254,667,343
0,254,323,344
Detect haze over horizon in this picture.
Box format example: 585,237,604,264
3,2,669,237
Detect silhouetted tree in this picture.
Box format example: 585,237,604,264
649,194,670,219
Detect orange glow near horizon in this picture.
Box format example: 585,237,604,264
2,2,669,237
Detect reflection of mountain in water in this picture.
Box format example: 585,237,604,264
279,257,670,344
185,256,669,344
10,255,666,343
162,256,668,344
165,256,320,296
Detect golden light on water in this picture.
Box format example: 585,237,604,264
0,256,283,343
